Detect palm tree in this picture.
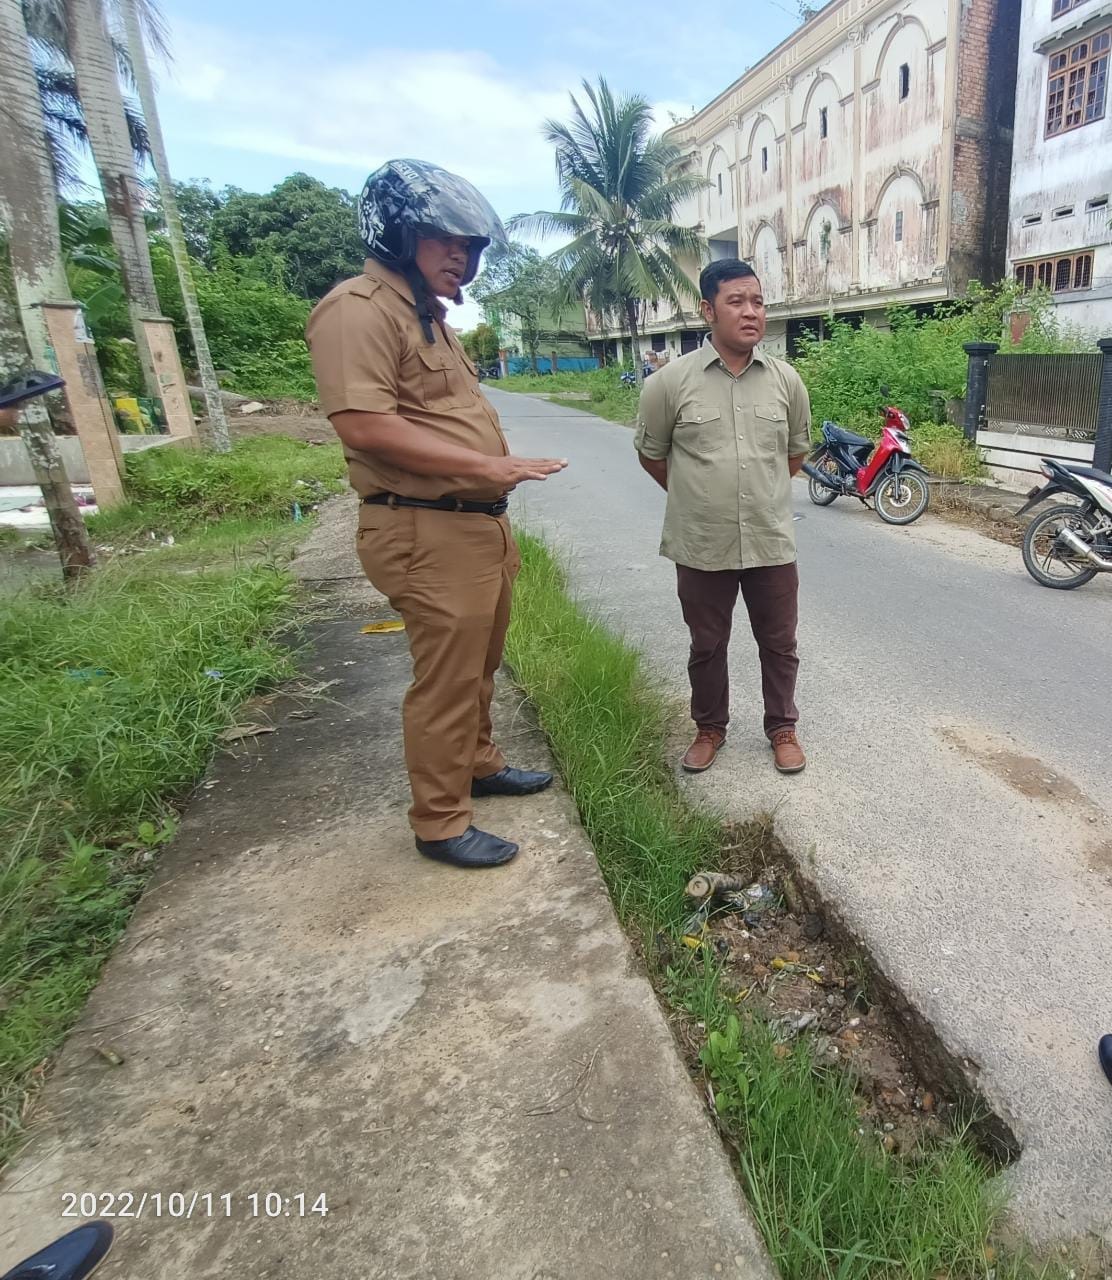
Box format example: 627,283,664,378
515,78,708,384
119,0,230,450
0,0,95,576
35,58,150,193
61,0,162,397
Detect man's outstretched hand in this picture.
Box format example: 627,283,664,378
481,455,568,487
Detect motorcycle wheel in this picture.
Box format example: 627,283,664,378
807,451,840,506
1021,503,1099,590
873,470,929,524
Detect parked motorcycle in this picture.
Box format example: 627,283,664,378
802,397,930,525
620,363,654,387
1014,457,1112,589
476,363,501,381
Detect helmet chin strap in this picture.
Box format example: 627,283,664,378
402,263,437,344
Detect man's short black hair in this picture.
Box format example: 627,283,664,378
700,258,760,302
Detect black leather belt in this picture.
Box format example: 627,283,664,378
362,492,509,516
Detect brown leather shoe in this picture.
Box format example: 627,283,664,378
771,729,806,774
681,728,727,773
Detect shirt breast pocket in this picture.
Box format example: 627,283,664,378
675,404,722,456
416,345,470,409
753,402,788,452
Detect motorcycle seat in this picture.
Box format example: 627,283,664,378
823,422,873,449
1059,462,1111,484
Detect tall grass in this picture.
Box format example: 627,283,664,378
0,435,325,1166
506,532,1062,1280
87,436,346,543
506,537,719,930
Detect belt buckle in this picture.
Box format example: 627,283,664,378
386,493,398,509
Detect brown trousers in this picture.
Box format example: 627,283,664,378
675,561,799,740
356,503,520,841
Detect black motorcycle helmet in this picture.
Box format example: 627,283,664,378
359,159,506,340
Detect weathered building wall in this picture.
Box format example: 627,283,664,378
593,0,1018,360
1006,0,1112,332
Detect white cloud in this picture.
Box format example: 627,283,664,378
159,24,569,212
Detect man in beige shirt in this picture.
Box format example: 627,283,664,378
307,159,566,870
634,259,812,775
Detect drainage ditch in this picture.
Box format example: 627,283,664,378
651,816,1020,1171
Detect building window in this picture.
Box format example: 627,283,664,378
1023,212,1043,226
1014,251,1094,291
761,146,769,173
1052,0,1090,16
819,106,828,138
899,63,910,100
894,210,904,242
717,172,723,196
1053,204,1075,218
1046,29,1110,135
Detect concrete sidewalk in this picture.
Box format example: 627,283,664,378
0,497,775,1280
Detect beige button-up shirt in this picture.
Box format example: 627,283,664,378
634,342,812,571
306,258,509,502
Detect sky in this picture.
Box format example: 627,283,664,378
151,0,801,328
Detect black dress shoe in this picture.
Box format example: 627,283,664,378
415,826,519,868
471,766,554,797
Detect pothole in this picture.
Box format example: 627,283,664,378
654,818,1020,1167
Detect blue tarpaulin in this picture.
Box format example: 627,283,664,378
506,356,599,375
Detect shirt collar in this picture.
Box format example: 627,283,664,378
699,334,767,373
363,258,447,320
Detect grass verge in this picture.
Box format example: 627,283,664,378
497,369,640,427
0,436,341,1168
505,532,1062,1280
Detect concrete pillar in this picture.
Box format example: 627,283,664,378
962,341,998,443
1094,338,1112,474
40,302,125,509
140,316,198,443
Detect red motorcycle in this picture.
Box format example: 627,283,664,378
802,395,930,525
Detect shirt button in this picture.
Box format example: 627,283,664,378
741,464,747,469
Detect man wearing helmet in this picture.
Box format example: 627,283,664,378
306,160,567,871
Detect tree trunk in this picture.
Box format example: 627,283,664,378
119,0,230,452
0,0,95,578
65,0,162,399
626,299,645,386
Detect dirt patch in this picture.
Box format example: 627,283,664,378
225,407,333,444
931,490,1024,548
939,724,1112,880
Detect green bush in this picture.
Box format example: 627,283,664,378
227,339,318,400
794,282,1094,440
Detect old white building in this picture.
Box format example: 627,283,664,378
1006,0,1112,333
590,0,1019,359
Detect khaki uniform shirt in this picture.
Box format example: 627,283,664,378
305,258,509,501
634,342,812,571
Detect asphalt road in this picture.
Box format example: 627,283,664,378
488,385,1112,1248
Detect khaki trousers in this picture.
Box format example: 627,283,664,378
356,503,520,841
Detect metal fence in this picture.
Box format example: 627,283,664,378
985,352,1102,440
